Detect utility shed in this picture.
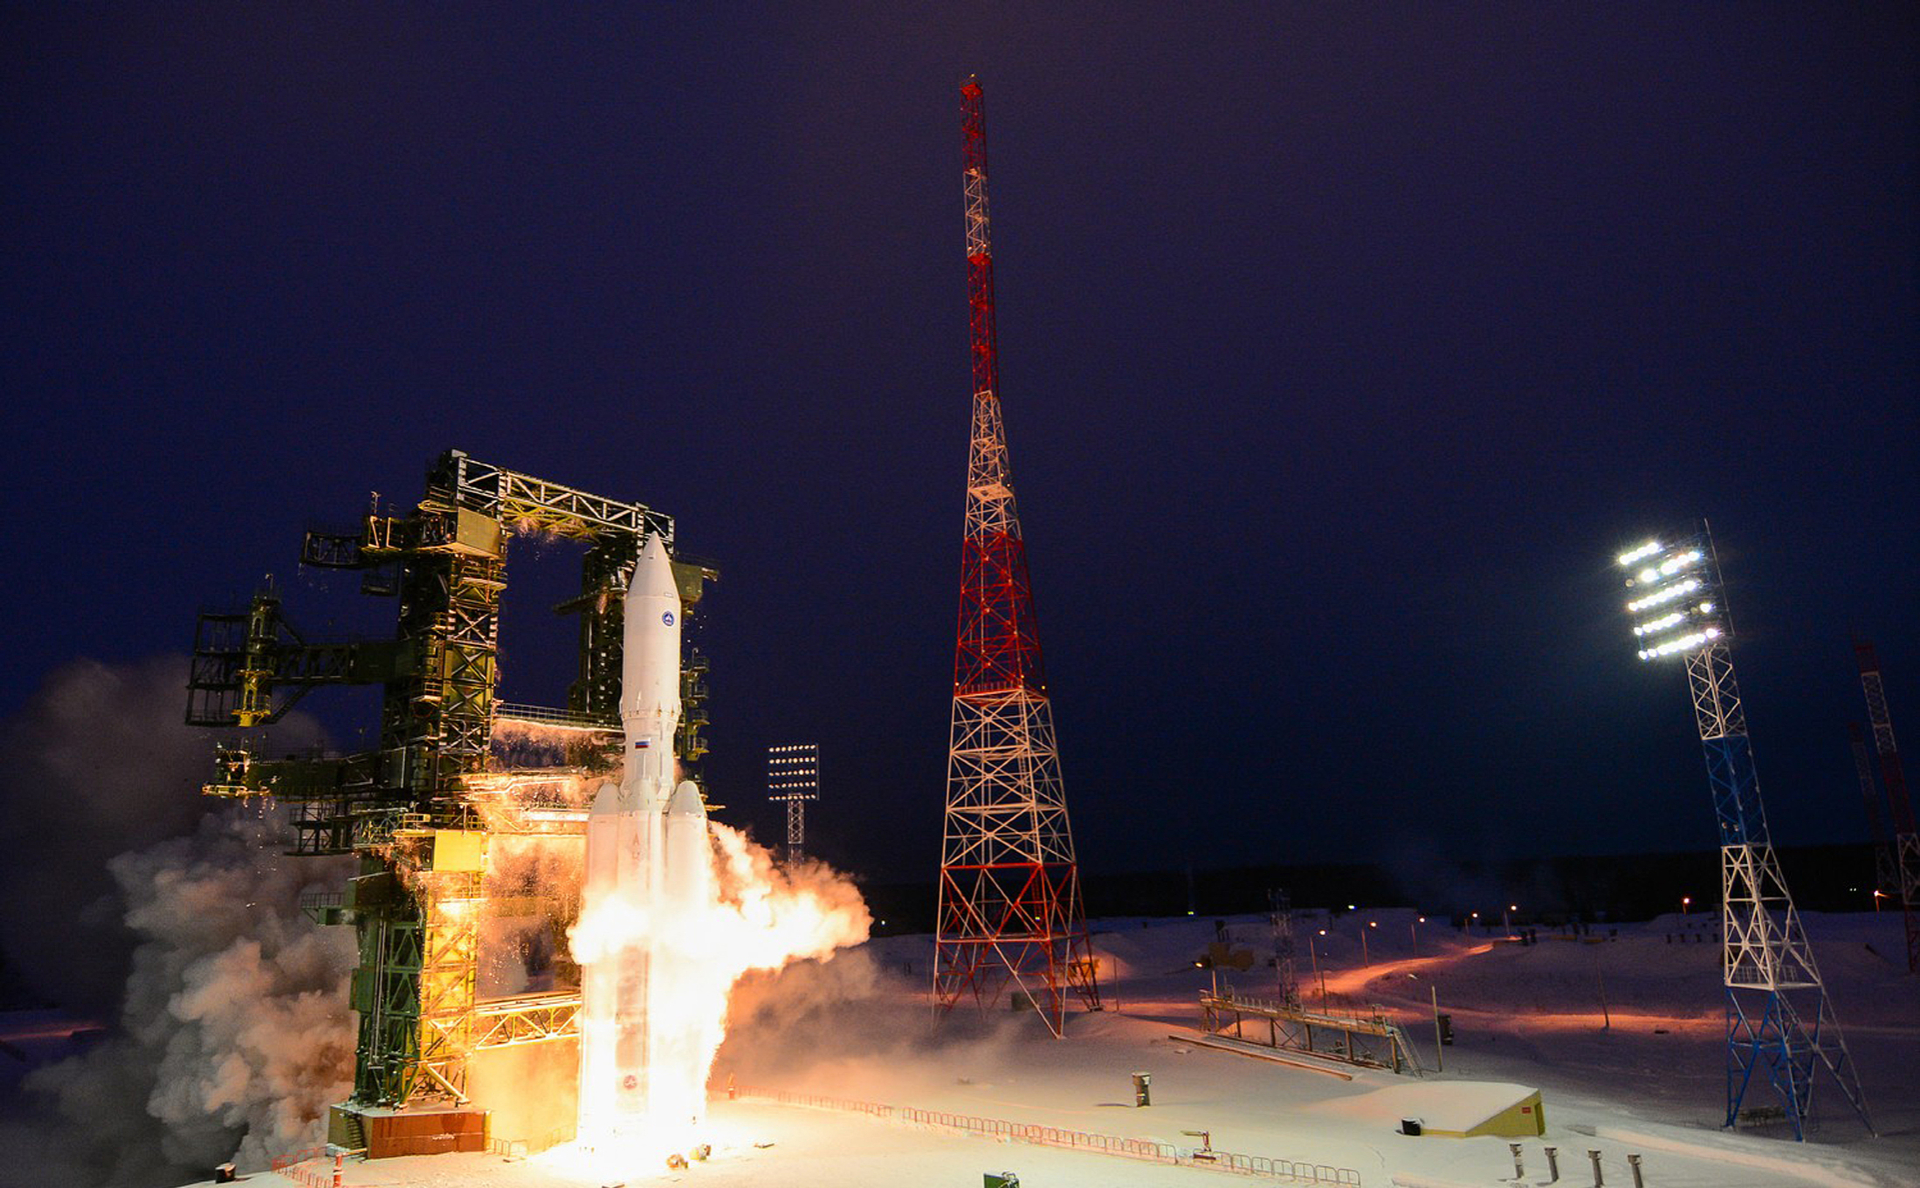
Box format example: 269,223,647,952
1308,1080,1546,1138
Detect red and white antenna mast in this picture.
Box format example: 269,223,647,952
934,76,1100,1036
1856,641,1920,972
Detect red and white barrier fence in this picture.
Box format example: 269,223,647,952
732,1086,1363,1185
269,1146,344,1188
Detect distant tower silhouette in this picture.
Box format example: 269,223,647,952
1854,642,1919,972
933,76,1099,1037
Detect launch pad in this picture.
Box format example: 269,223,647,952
186,450,715,1154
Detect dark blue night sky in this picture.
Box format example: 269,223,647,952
5,5,1915,883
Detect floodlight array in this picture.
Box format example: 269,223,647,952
1619,535,1724,661
767,742,819,795
1627,578,1701,612
1638,626,1720,660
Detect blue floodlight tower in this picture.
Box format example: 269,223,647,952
1617,525,1872,1139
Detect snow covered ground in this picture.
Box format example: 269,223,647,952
212,909,1919,1188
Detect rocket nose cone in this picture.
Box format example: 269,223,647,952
630,533,674,594
667,780,706,818
625,532,682,611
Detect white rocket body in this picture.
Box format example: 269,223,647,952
578,533,712,1146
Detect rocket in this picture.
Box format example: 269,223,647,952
578,532,713,1145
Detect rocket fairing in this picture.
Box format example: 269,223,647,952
578,533,713,1146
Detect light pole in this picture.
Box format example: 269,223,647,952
1470,910,1480,933
1505,903,1517,939
1410,915,1425,956
1682,895,1691,916
1312,930,1328,1007
1873,890,1886,913
1361,920,1375,966
1613,527,1872,1135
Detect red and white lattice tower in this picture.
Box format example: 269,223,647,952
1855,641,1920,973
934,76,1100,1036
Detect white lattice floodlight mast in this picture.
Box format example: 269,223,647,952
1618,528,1871,1138
767,743,818,861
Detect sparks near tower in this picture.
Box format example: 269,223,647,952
934,76,1100,1037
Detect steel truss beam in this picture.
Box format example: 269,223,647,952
472,992,582,1050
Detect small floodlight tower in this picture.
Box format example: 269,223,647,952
1616,527,1870,1138
767,743,819,862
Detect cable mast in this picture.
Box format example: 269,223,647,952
1854,641,1920,972
934,76,1099,1037
1615,527,1871,1139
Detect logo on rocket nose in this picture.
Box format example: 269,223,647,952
662,611,675,627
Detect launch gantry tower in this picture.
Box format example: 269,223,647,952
186,450,714,1138
933,76,1100,1037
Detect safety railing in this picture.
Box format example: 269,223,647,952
732,1086,1362,1185
270,1146,344,1188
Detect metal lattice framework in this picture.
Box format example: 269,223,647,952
1269,889,1300,1010
1848,723,1901,906
934,76,1099,1037
768,743,819,860
472,992,582,1050
1621,528,1871,1138
1854,642,1920,972
186,450,714,1112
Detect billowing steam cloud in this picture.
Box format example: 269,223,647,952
0,658,345,1188
0,656,321,1013
8,804,357,1185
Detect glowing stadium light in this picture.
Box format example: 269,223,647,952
1635,626,1722,661
1634,611,1684,636
1657,549,1703,576
1620,529,1725,661
1626,578,1701,612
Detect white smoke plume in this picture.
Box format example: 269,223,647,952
0,656,323,1013
0,659,349,1188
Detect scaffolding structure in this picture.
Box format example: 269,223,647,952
1199,991,1420,1075
767,743,819,861
186,450,714,1129
1617,527,1870,1139
933,76,1099,1037
1853,642,1919,973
